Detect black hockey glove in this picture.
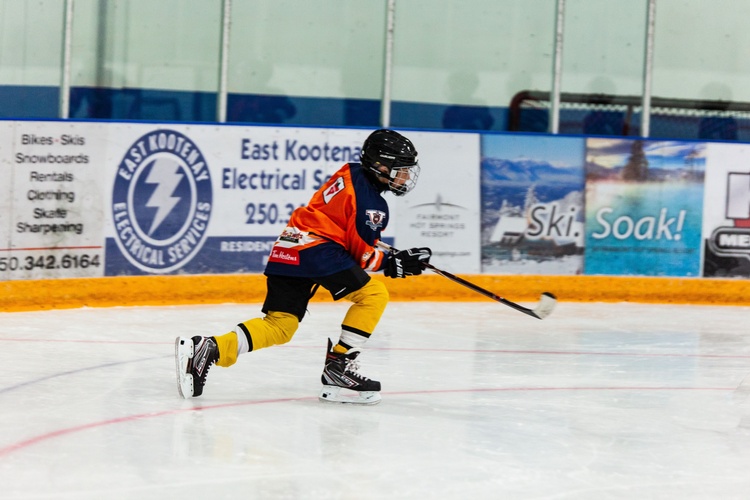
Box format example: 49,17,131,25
384,247,432,279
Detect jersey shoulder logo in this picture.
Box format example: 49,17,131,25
323,176,345,204
365,209,386,230
111,129,213,273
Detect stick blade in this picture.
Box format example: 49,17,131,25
531,292,557,319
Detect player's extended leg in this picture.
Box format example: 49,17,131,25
217,311,300,365
175,311,299,398
175,274,312,399
319,278,389,405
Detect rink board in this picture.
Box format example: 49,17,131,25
2,273,749,312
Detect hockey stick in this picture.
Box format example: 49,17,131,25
377,242,557,320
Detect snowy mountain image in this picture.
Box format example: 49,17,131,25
480,134,585,274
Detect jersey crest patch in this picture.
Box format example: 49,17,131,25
365,209,387,230
279,228,303,243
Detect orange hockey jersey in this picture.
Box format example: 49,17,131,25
264,163,389,277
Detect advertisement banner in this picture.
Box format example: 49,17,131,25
104,125,367,275
480,134,585,275
12,120,741,282
1,121,107,280
102,125,482,276
387,131,481,273
584,139,705,276
702,142,750,277
0,121,12,281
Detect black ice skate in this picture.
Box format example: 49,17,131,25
175,336,219,398
319,338,381,405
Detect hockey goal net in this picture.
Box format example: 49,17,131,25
508,90,750,141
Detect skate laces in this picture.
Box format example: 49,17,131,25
344,351,370,381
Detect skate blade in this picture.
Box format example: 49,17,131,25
319,386,381,405
175,337,195,399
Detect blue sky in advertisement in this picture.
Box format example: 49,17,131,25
586,139,706,171
482,134,584,168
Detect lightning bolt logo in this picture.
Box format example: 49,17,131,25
113,129,213,273
144,158,183,235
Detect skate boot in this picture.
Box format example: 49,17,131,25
319,338,381,405
175,336,219,398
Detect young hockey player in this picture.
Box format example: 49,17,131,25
175,129,431,405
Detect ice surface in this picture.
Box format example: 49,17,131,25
1,301,749,499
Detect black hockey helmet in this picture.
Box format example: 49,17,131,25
360,129,420,196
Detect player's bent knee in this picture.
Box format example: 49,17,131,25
265,311,299,345
235,311,299,351
349,278,388,301
359,278,389,309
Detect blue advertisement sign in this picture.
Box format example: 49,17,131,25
584,139,705,276
480,134,585,274
109,129,213,274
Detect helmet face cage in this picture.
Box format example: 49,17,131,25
361,129,420,196
385,162,420,196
